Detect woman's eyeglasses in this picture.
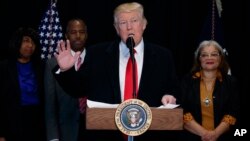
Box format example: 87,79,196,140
200,52,220,58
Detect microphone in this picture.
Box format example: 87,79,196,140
126,36,135,56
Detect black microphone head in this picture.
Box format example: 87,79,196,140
126,36,135,49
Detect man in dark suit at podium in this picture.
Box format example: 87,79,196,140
54,2,180,141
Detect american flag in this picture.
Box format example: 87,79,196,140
38,1,63,60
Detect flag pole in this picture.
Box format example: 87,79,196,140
52,0,57,4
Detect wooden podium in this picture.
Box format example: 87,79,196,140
86,107,183,130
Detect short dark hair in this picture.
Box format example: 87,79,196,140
8,27,41,62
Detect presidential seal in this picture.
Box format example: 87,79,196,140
115,99,152,136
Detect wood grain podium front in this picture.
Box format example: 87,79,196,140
86,107,183,130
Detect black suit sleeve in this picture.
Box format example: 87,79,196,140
52,65,87,98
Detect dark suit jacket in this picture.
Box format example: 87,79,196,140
0,59,45,141
54,40,180,141
45,57,81,141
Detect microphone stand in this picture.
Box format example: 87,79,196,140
126,37,136,141
130,46,136,99
126,36,136,99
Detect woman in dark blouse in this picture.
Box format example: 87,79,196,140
0,27,45,141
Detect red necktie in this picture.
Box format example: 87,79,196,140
79,97,87,114
76,57,87,114
124,52,138,100
76,57,82,71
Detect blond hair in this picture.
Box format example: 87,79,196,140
113,2,146,24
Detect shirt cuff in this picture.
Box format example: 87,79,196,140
183,112,194,123
221,115,236,125
50,139,59,141
55,68,61,74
